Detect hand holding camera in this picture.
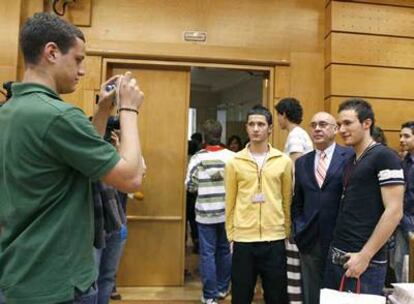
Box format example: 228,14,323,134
117,71,144,112
99,72,144,114
97,75,121,111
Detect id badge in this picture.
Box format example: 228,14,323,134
251,193,265,203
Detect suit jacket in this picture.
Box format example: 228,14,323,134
292,144,353,257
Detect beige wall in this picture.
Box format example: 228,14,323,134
325,0,414,151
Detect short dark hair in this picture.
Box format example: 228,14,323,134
338,98,375,135
202,120,222,145
20,12,85,65
402,121,414,135
372,126,387,146
191,132,202,144
227,135,242,147
274,97,303,124
246,105,272,126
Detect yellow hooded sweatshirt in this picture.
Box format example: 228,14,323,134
225,144,292,242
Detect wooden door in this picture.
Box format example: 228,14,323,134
108,63,190,286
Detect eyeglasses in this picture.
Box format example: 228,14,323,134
309,121,337,129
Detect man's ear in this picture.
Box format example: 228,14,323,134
363,118,373,131
268,124,273,134
44,42,59,63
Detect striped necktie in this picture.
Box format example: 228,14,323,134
316,151,327,188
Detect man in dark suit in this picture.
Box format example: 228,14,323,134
292,112,353,304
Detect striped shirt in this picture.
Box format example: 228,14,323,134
185,147,235,224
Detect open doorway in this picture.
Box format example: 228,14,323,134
185,66,269,284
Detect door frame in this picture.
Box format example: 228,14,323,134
101,57,286,285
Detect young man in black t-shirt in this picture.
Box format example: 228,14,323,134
324,98,404,295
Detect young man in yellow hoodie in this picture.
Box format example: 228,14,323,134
225,105,292,304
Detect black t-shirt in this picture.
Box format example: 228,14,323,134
332,144,404,260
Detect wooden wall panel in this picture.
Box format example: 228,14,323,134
326,1,414,152
325,64,414,100
343,0,414,7
44,0,92,26
106,62,189,286
17,0,44,80
326,32,414,68
111,65,189,218
0,0,22,84
117,220,183,286
82,0,324,53
330,1,414,37
273,66,290,149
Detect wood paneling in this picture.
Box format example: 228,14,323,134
330,1,414,37
17,0,44,80
325,2,332,37
325,64,414,100
343,0,414,8
82,0,324,53
110,64,189,218
106,61,190,285
0,0,22,83
273,67,290,150
326,32,414,68
325,1,414,152
44,0,92,26
117,220,184,286
87,40,289,66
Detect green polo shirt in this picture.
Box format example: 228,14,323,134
0,83,120,303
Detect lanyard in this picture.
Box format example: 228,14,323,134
342,142,378,195
249,150,268,192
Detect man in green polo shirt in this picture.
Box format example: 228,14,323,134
0,13,145,304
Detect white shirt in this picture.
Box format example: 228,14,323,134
314,142,336,172
284,126,313,156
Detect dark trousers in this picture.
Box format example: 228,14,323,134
299,242,325,304
231,240,288,304
324,247,387,295
186,191,198,245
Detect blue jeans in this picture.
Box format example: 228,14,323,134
394,228,409,282
95,227,127,304
58,283,98,304
198,222,231,300
324,247,387,295
0,290,4,304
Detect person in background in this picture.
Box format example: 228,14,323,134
394,121,414,282
186,120,234,304
275,97,313,303
372,126,388,146
275,97,313,162
227,135,243,152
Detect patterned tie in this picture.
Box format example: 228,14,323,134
316,151,327,188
